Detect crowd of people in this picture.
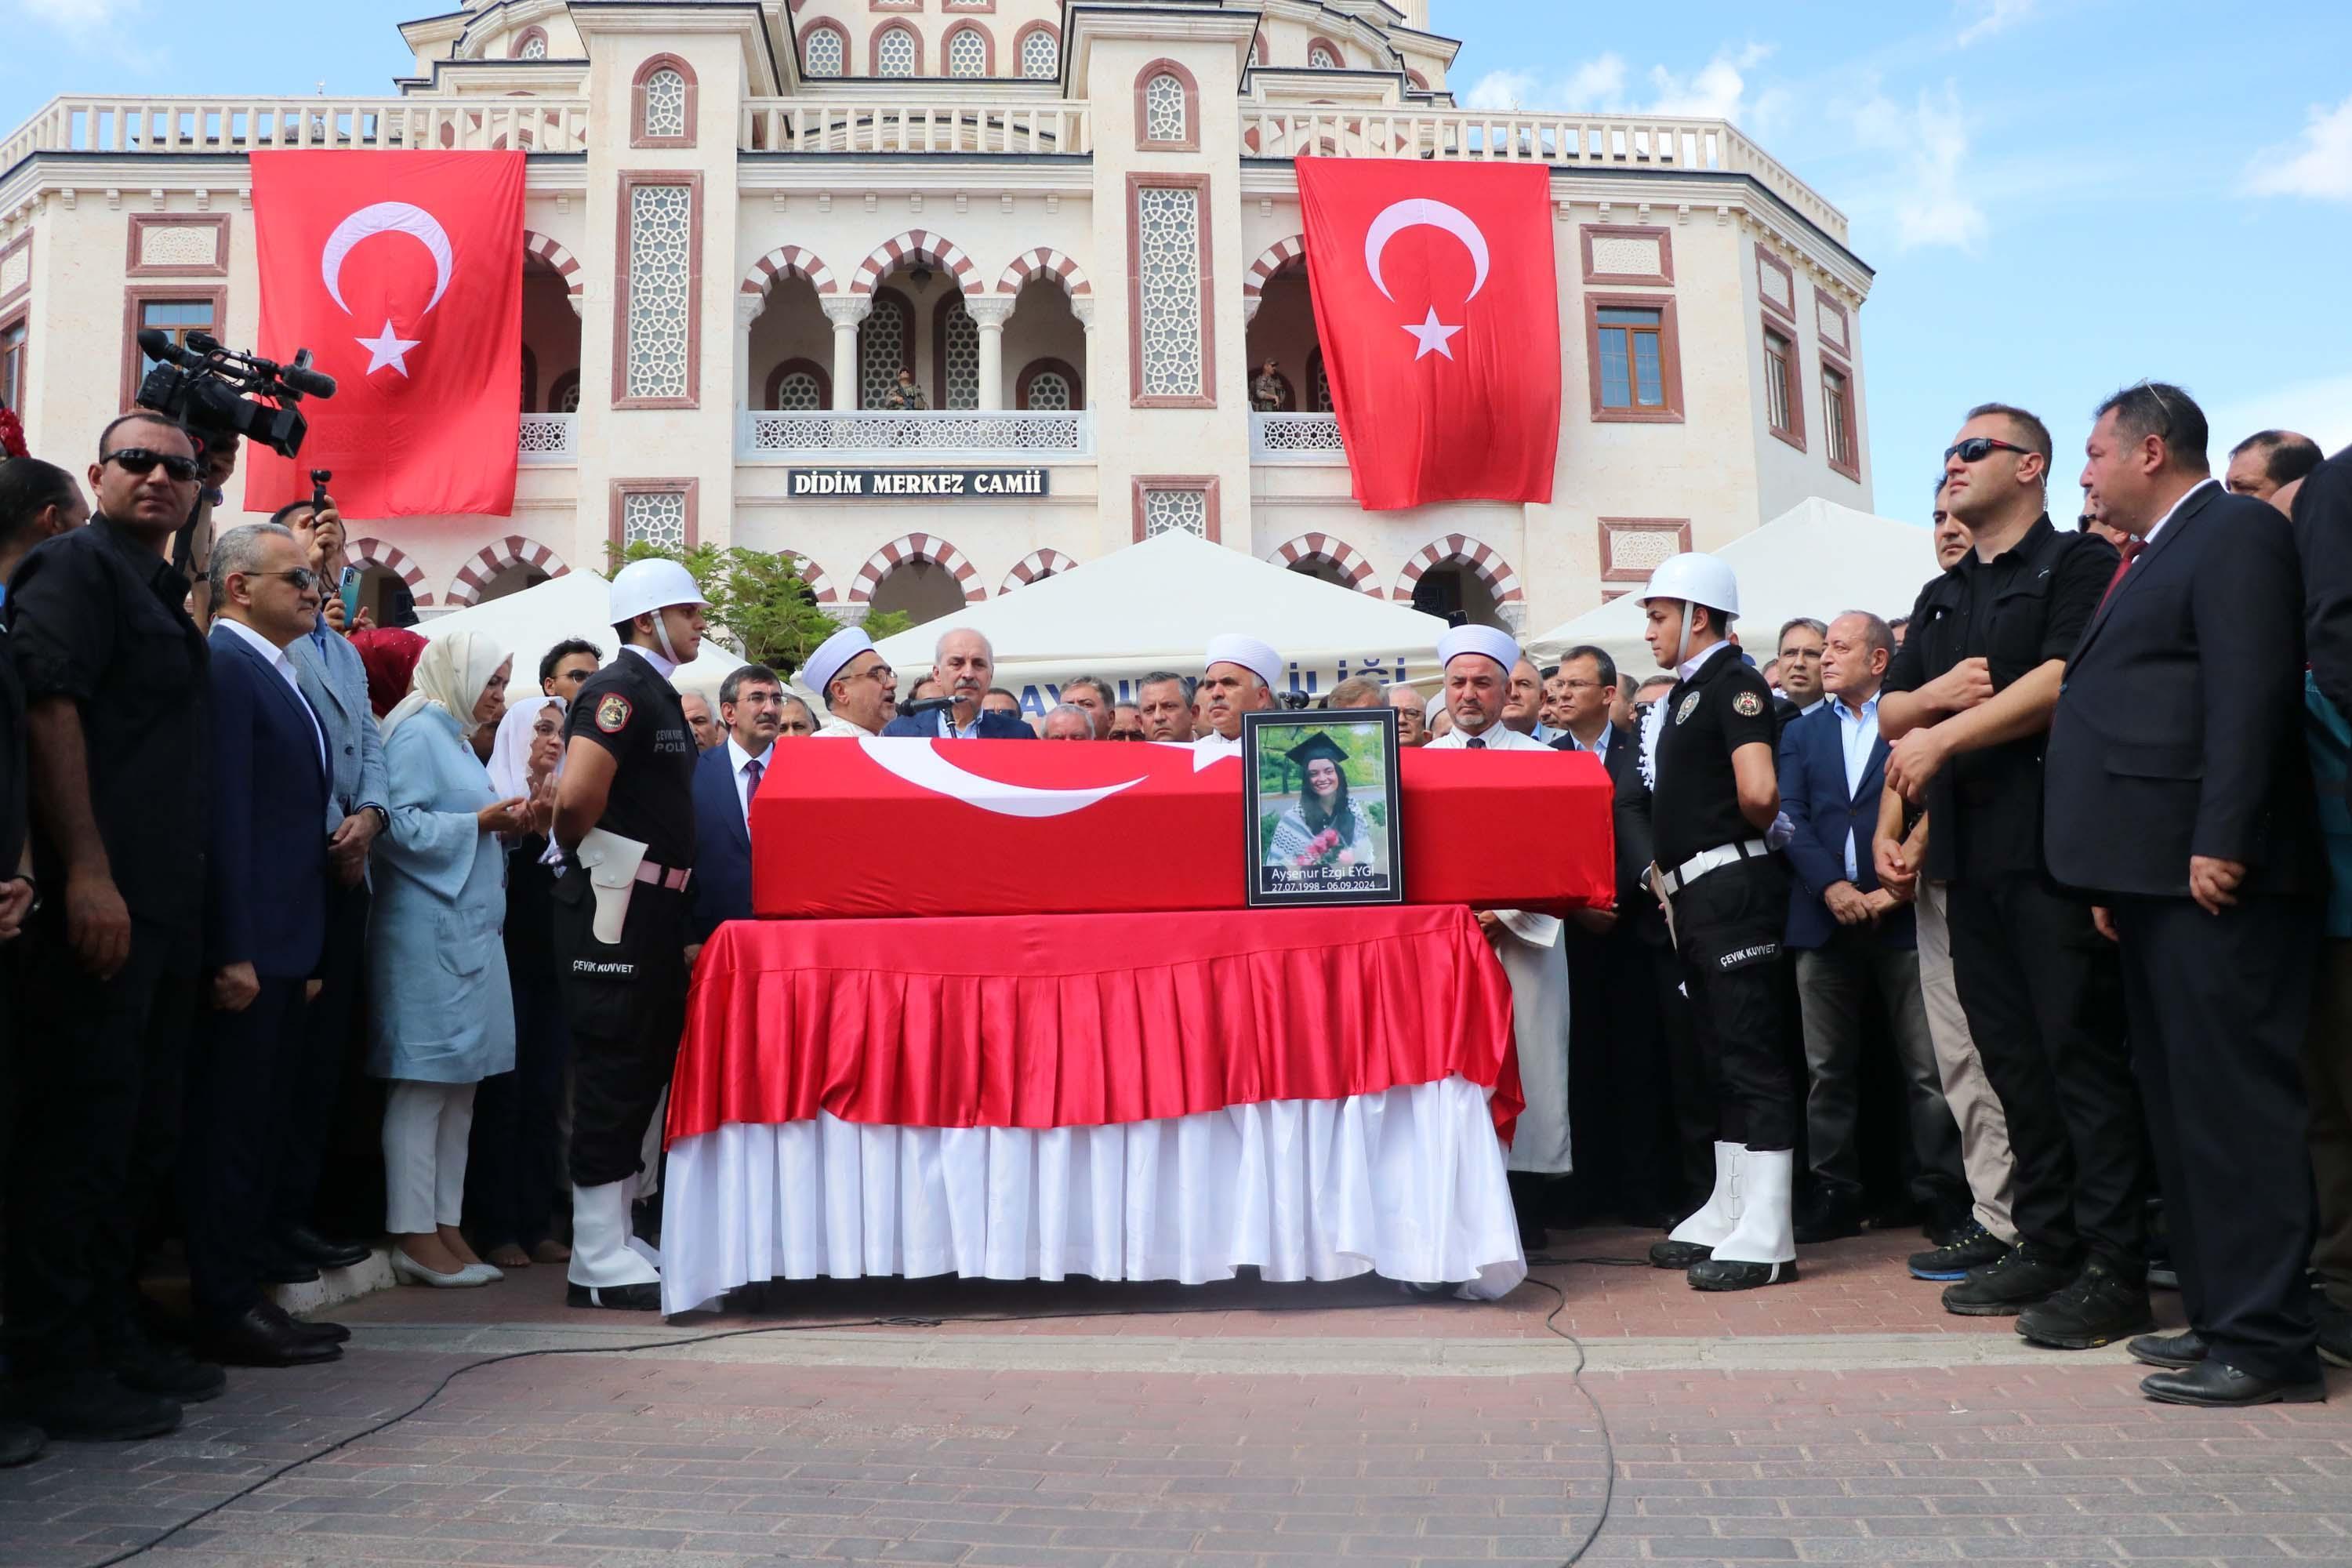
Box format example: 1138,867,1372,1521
0,382,2347,1467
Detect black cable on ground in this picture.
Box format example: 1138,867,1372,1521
69,1270,1620,1568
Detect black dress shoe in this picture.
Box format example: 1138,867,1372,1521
1794,1190,1863,1245
1649,1239,1713,1269
2141,1359,2325,1408
284,1317,351,1345
2316,1298,2352,1370
2129,1329,2209,1370
1940,1244,2074,1317
196,1305,342,1368
282,1226,373,1271
0,1420,47,1467
2016,1259,2155,1350
256,1254,322,1286
1909,1224,2010,1283
1688,1258,1797,1291
567,1282,662,1311
4,1371,180,1442
110,1330,227,1403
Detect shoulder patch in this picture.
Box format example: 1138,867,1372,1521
1675,691,1702,725
595,693,633,734
1732,689,1764,717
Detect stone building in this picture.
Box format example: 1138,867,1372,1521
0,0,1873,632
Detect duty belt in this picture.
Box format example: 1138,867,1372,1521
1660,838,1770,897
633,860,692,892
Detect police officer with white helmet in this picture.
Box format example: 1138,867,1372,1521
1635,553,1802,1291
550,558,706,1309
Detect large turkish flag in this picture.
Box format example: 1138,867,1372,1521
1297,158,1560,510
245,151,524,520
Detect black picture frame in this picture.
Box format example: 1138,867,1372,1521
1243,708,1405,908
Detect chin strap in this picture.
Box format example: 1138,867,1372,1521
652,613,681,666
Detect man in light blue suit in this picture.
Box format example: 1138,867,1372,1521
276,499,388,1276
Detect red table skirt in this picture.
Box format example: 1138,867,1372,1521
668,904,1524,1145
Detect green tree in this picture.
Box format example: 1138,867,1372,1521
607,541,911,675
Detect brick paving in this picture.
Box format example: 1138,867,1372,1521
5,1230,2348,1568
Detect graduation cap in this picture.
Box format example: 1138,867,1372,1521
1287,732,1350,771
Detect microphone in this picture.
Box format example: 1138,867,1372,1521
136,327,181,364
281,363,338,399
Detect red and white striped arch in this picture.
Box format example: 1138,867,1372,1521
1243,234,1307,320
995,249,1091,300
1269,532,1381,596
445,535,572,608
850,230,982,299
347,537,434,609
783,550,839,605
741,243,838,303
849,532,986,606
524,230,583,317
1392,534,1523,608
999,547,1078,595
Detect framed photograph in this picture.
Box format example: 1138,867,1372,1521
1243,709,1405,908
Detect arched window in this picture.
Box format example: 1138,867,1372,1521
513,26,550,60
802,25,845,78
1308,41,1342,69
764,359,831,412
1017,360,1082,412
550,372,582,413
1247,38,1261,70
1018,25,1058,80
1307,350,1332,412
520,344,538,412
858,289,914,408
934,295,978,410
945,26,989,78
873,24,919,78
1144,74,1186,141
1133,60,1199,151
631,55,696,147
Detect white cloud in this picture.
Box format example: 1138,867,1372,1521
7,0,140,37
1464,44,1769,127
2247,94,2352,202
1955,0,2036,48
1852,83,1984,251
1645,43,1772,122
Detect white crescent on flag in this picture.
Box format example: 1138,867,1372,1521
1363,198,1492,303
320,202,456,317
858,737,1149,818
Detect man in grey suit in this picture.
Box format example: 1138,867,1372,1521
275,498,387,1278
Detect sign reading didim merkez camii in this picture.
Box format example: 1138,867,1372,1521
787,468,1051,498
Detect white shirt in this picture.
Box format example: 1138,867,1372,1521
2137,475,2216,551
813,714,879,739
217,616,326,769
726,737,772,826
1641,640,1736,788
622,643,677,678
1833,691,1880,880
938,706,983,739
1564,722,1613,764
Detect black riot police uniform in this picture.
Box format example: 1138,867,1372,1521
554,646,698,1306
1646,641,1800,1290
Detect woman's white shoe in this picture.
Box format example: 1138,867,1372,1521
390,1247,491,1289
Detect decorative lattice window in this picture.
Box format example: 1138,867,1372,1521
622,491,686,550
1020,29,1058,78
804,28,844,78
1308,42,1341,69
1025,371,1071,410
518,33,547,60
1310,357,1332,412
773,371,822,411
1248,39,1261,69
625,183,692,401
1135,185,1203,400
858,294,909,408
946,27,987,78
641,68,688,139
555,378,581,413
1142,488,1207,539
940,304,978,409
876,27,917,77
1143,73,1187,142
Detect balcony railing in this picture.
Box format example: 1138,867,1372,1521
518,412,576,463
1251,412,1346,464
740,409,1092,460
740,100,1088,155
1240,107,1847,241
0,95,590,171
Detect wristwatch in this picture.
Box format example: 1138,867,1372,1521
364,804,390,834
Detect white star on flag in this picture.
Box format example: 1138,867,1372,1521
1400,307,1463,361
354,319,422,376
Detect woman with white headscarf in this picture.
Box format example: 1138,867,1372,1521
371,631,530,1287
466,695,575,1270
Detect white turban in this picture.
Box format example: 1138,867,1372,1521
804,626,876,702
1203,633,1281,691
1438,624,1520,675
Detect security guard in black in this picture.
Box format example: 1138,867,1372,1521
555,646,697,1192
1653,643,1796,1153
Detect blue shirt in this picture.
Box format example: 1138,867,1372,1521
1835,692,1879,880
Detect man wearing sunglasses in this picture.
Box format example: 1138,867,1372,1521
3,412,219,1439
1878,404,2151,1353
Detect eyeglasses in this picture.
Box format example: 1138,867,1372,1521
246,568,321,591
104,447,199,482
1943,437,2032,466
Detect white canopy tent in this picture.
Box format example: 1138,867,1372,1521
872,530,1456,712
1528,497,1940,681
416,568,754,702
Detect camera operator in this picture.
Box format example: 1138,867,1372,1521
3,412,220,1440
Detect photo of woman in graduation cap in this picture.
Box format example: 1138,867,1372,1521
1261,729,1388,887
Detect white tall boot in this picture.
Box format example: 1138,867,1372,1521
567,1179,662,1310
621,1169,662,1270
1650,1142,1744,1267
1690,1148,1797,1290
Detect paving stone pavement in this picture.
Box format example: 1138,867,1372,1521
6,1230,2350,1568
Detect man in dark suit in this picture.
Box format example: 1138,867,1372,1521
880,627,1035,739
187,522,339,1367
690,663,790,947
1550,644,1682,1225
1780,611,1967,1245
2049,383,2323,1406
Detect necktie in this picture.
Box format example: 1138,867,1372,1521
1465,735,1486,750
743,758,763,823
2097,538,2143,610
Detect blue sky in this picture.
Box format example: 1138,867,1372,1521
4,0,2350,524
